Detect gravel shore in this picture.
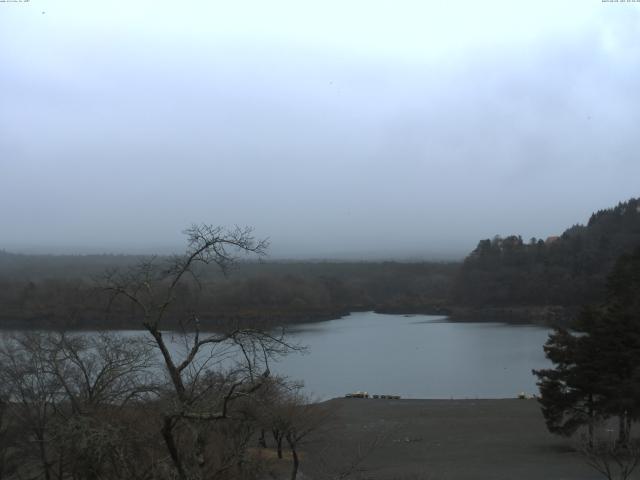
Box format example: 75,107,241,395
304,398,602,480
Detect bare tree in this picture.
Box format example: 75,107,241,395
101,224,298,480
45,332,157,412
0,372,18,480
579,434,640,480
0,333,62,480
259,387,329,480
47,332,159,480
0,331,160,480
0,225,299,480
254,376,303,459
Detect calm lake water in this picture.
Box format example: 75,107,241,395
12,312,551,400
270,312,551,400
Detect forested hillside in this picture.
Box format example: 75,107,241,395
452,198,640,309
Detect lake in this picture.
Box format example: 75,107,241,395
7,312,552,400
270,312,552,400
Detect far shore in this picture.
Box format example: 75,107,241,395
0,304,575,331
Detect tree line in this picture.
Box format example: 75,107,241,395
453,198,640,311
0,252,456,330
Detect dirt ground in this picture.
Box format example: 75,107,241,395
298,398,610,480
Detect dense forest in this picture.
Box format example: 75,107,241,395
451,198,640,322
0,252,456,329
1,197,639,329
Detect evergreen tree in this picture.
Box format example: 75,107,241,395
533,247,640,445
592,247,640,444
533,319,603,443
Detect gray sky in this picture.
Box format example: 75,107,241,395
1,0,639,259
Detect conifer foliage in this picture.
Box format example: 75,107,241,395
533,247,640,445
456,198,640,308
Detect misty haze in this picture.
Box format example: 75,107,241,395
1,1,640,480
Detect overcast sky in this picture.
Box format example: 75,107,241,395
1,0,639,259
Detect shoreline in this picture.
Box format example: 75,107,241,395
0,304,574,331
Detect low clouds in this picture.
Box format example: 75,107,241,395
1,1,639,258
